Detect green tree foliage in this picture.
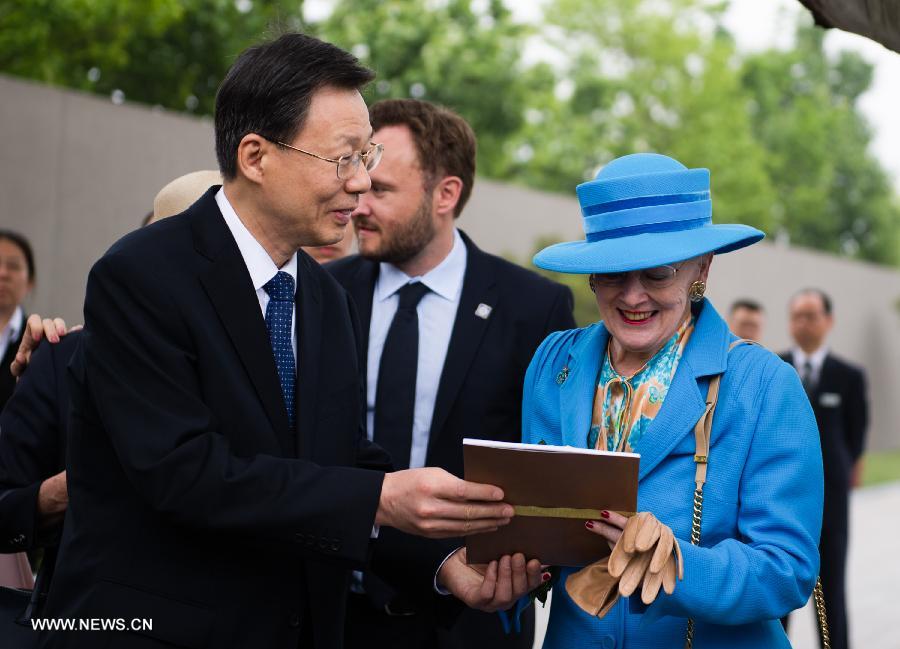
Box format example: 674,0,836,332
0,0,306,114
316,0,531,177
496,0,777,232
740,25,900,265
1,0,897,265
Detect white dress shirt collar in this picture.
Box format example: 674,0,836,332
792,344,829,374
3,306,24,339
0,306,24,360
375,229,466,303
215,187,298,291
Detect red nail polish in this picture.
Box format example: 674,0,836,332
585,521,594,529
600,510,610,519
542,572,551,582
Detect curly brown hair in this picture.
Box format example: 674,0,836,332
369,99,476,218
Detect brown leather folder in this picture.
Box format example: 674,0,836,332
464,439,639,567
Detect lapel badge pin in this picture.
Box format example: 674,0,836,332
474,303,493,320
556,366,569,385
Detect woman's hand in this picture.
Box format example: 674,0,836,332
584,509,628,551
10,314,82,378
584,511,683,604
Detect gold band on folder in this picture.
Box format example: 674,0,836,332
513,506,636,520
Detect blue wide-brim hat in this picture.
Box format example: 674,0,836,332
534,153,764,274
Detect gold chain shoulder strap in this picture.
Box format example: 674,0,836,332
683,340,830,649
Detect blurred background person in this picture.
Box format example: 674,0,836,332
303,231,355,264
780,288,868,649
150,169,223,223
728,298,765,342
0,230,35,410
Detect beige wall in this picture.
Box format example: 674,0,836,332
459,188,900,453
1,74,217,327
3,73,898,450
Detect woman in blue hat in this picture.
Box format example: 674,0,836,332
513,153,823,647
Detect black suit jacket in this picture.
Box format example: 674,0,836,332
328,232,575,603
779,351,868,492
0,314,26,411
0,330,77,554
41,188,391,649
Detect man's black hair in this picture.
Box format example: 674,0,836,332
214,33,375,180
730,298,764,314
791,288,833,316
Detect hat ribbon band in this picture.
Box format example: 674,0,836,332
581,191,709,217
584,200,711,241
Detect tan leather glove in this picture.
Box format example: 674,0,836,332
565,557,620,618
608,512,684,604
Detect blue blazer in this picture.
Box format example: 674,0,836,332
521,300,823,648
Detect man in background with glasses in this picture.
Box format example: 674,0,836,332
39,34,538,649
780,288,868,649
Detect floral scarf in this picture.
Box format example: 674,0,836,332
587,316,695,453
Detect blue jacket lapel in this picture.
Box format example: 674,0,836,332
559,324,607,448
635,300,733,480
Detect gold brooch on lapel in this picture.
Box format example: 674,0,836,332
556,366,569,385
475,303,493,319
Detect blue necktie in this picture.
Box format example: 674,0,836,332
263,271,296,430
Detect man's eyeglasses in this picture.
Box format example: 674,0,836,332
262,135,383,180
591,263,684,290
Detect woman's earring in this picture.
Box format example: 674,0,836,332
689,280,706,302
588,275,596,293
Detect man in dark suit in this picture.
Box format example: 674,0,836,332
329,99,575,649
781,288,868,649
0,330,77,558
39,34,537,649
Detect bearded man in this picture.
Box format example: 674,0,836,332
327,99,575,649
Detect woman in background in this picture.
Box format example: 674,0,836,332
0,230,36,411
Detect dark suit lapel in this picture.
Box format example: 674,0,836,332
295,252,322,458
636,300,728,480
427,233,498,456
817,354,837,391
636,358,707,480
192,189,294,456
345,259,377,356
